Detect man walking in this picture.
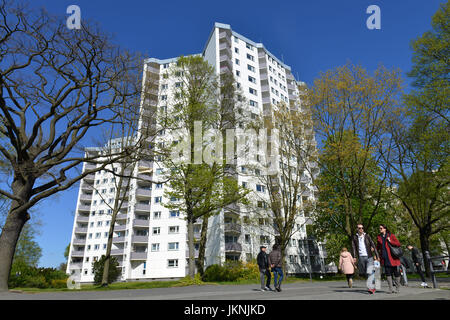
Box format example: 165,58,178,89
407,245,428,288
268,244,283,292
351,223,380,294
257,246,272,291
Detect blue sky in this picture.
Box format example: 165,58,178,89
26,0,445,267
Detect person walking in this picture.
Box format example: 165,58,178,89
377,224,402,294
339,248,356,288
399,256,409,286
407,245,428,288
257,246,273,291
268,244,283,292
351,223,380,294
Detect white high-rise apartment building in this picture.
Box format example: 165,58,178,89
67,23,326,282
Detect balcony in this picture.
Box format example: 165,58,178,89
76,215,89,223
135,203,150,213
261,85,270,92
72,238,86,245
74,227,88,234
116,213,128,221
111,249,125,256
258,51,266,59
260,73,268,81
71,251,84,258
259,62,267,69
224,223,241,234
69,262,82,269
146,65,160,74
262,96,271,105
130,252,148,261
220,65,231,74
112,236,126,243
84,163,96,170
132,235,149,243
225,242,242,252
139,159,152,168
79,193,92,201
114,224,127,232
83,173,95,182
133,219,150,228
77,204,91,212
119,201,129,209
137,173,152,184
135,188,152,198
81,183,94,192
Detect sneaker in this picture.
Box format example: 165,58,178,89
260,288,265,292
265,286,273,291
276,287,281,292
368,289,375,294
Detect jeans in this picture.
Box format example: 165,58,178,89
357,256,373,277
272,267,284,288
259,268,271,289
415,263,426,283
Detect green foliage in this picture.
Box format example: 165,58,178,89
8,262,68,289
202,261,259,282
92,255,121,285
13,223,42,267
173,274,206,287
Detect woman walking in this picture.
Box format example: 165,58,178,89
377,224,402,293
339,248,356,288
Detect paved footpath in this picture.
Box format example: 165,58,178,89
0,279,448,300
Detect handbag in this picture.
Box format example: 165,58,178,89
387,239,403,259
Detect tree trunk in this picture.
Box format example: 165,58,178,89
0,204,30,291
419,231,431,277
187,216,195,278
196,216,209,276
101,208,119,286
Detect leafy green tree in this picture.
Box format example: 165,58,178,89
92,255,121,286
12,223,42,267
383,2,450,274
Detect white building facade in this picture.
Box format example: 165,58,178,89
66,23,329,282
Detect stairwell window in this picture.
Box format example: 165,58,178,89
169,226,180,234
168,259,178,268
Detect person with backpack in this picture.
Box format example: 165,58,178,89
257,246,273,291
407,245,428,288
377,224,402,294
268,244,283,292
351,223,380,294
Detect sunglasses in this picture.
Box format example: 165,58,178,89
357,227,364,229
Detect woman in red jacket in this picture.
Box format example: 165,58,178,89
377,224,402,293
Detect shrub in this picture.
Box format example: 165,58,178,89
50,279,68,289
8,262,68,289
202,261,259,282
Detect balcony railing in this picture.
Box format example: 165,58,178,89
69,262,83,269
132,235,149,243
74,227,88,233
79,194,93,201
83,173,95,182
76,215,89,223
72,238,86,245
225,242,242,252
224,223,241,233
112,236,126,243
146,65,160,74
130,252,147,260
77,204,91,212
111,249,125,255
116,213,128,221
135,203,150,213
135,188,152,198
133,219,150,228
114,224,127,232
71,251,84,258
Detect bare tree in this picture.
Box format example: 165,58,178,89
0,1,144,290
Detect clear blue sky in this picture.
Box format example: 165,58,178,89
28,0,445,268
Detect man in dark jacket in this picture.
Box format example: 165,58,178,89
257,246,272,291
351,224,380,278
407,245,428,287
268,244,283,292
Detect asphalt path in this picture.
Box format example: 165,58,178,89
0,279,448,300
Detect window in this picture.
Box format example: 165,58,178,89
151,243,160,251
153,211,161,219
154,196,162,203
235,70,240,77
169,210,180,218
242,181,247,188
88,233,92,239
256,184,265,193
161,95,167,101
245,234,251,244
246,43,253,50
90,222,94,227
249,100,258,107
103,244,107,249
175,82,183,88
246,53,254,61
168,259,179,268
155,183,163,189
235,58,240,65
234,47,239,54
94,244,99,250
95,232,101,239
260,235,270,244
168,226,179,234
247,64,255,72
161,84,168,90
104,232,108,238
234,36,239,43
249,88,257,95
97,221,102,227
168,242,179,251
248,75,256,84
152,227,160,235
156,168,163,175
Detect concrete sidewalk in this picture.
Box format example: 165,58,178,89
0,279,448,300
